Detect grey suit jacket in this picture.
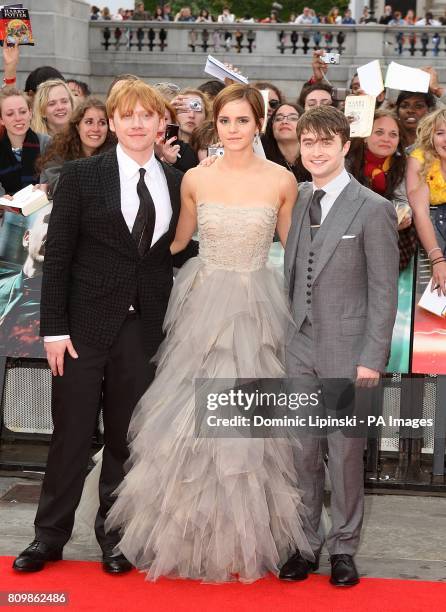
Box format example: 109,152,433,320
285,175,399,378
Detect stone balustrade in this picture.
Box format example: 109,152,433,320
88,22,446,96
89,22,446,59
9,10,446,97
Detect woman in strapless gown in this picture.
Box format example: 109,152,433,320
104,85,313,582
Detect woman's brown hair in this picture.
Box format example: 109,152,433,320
38,97,115,171
347,108,407,201
213,84,264,132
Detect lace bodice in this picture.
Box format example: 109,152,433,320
197,203,278,272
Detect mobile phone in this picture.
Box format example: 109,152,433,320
321,52,340,64
207,146,224,157
164,123,179,143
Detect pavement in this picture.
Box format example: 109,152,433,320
1,473,446,582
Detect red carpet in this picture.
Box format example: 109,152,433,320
2,556,445,612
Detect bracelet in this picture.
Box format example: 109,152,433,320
432,259,446,266
428,247,442,258
3,76,16,85
431,255,446,263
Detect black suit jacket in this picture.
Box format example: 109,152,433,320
40,148,196,357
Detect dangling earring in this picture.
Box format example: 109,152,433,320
254,132,260,146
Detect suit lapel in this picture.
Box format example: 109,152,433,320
313,177,365,281
100,149,139,255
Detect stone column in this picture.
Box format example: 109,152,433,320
7,0,91,89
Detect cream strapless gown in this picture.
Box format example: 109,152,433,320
103,203,313,582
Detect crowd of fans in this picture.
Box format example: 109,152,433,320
90,3,446,27
2,36,446,284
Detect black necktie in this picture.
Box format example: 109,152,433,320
132,168,156,256
309,189,325,240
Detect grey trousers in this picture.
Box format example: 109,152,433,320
286,319,365,557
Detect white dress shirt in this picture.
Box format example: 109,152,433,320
117,143,172,241
313,168,350,224
45,145,172,343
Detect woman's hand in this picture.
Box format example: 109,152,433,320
223,63,242,86
2,41,19,80
311,50,328,82
171,95,189,114
431,260,446,296
155,136,180,165
199,155,218,167
0,194,19,214
398,215,412,231
422,66,444,98
33,183,49,194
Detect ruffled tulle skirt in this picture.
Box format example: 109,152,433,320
105,256,313,582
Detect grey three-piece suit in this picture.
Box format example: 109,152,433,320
284,175,399,556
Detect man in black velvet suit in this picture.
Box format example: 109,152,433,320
13,80,196,574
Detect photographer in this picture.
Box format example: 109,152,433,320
171,88,211,145
155,99,198,172
298,82,333,110
298,50,336,109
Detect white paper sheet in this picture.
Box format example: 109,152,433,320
357,60,384,97
418,278,446,317
385,62,430,93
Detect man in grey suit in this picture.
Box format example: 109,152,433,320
280,106,399,586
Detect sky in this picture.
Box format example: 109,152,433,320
93,0,134,13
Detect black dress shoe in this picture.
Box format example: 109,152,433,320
279,551,319,581
13,540,63,572
102,553,133,574
330,554,359,587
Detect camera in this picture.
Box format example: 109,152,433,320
321,52,340,65
189,99,203,112
208,146,224,157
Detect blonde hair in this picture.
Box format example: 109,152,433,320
0,87,32,115
106,79,165,119
31,79,74,134
414,108,446,181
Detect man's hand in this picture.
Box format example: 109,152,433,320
45,339,78,376
311,50,328,82
356,365,380,387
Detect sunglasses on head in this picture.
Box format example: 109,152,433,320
269,99,280,109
